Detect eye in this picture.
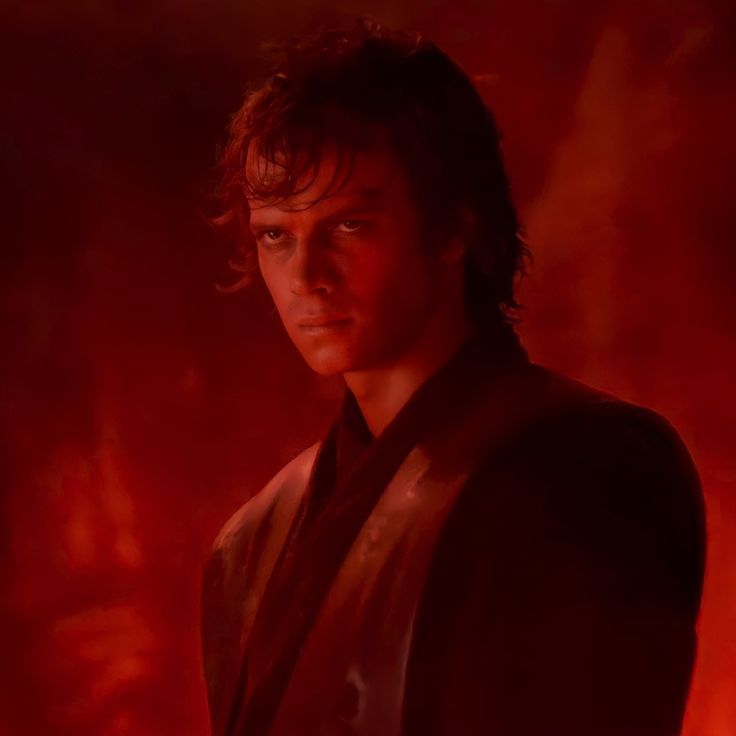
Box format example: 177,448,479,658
263,229,285,242
253,228,289,249
333,220,366,234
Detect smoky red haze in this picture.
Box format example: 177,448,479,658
2,1,735,734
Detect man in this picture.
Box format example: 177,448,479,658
200,19,706,736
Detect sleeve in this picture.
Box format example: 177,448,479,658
197,462,306,736
404,401,707,736
198,482,269,736
200,545,237,736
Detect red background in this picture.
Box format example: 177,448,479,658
2,1,735,734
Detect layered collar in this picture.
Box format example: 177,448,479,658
312,322,529,516
232,323,528,736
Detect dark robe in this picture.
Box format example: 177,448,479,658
200,329,706,736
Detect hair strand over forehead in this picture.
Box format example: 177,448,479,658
204,16,531,330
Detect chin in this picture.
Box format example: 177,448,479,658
293,324,415,376
301,349,358,376
290,336,356,376
288,322,368,376
288,320,407,376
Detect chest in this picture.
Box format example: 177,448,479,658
245,442,473,736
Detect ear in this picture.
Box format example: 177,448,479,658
439,204,477,266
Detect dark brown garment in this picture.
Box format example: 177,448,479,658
403,397,706,735
230,329,528,735
200,328,706,736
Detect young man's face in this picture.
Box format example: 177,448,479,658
246,139,448,376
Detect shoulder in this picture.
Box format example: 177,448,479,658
210,442,320,563
532,367,699,489
201,441,320,610
199,443,319,696
467,364,707,610
497,364,704,527
199,442,320,733
512,362,698,470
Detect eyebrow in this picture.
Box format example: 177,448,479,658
248,187,387,227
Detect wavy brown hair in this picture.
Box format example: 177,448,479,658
206,17,530,329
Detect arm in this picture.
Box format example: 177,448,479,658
198,443,320,735
404,401,706,736
200,544,244,736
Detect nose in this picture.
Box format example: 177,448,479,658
289,235,335,295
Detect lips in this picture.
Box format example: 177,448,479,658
296,315,353,336
296,315,352,327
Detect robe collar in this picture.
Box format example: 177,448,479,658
313,321,529,515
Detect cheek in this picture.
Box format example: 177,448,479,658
350,245,436,327
258,259,289,312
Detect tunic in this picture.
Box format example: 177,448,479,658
200,330,706,736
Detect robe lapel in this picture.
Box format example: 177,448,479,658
231,330,532,736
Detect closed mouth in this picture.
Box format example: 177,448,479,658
297,318,353,332
297,316,352,327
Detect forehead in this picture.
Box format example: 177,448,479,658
244,138,408,213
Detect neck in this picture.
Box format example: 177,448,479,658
342,298,475,437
